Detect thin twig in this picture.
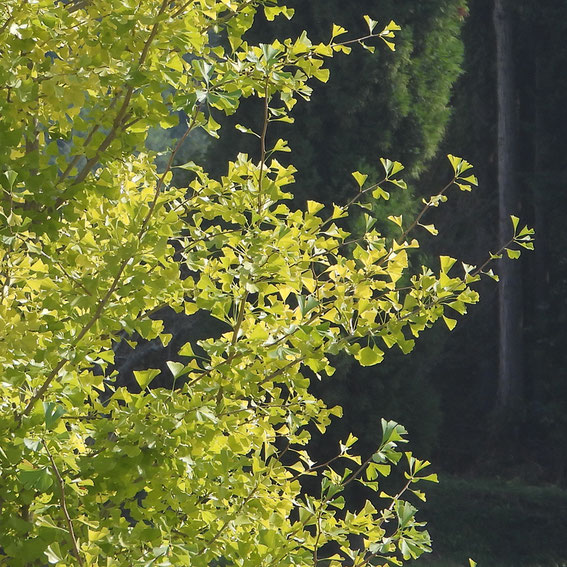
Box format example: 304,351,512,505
0,0,28,35
471,237,516,277
398,178,455,243
353,477,415,567
333,32,381,48
42,439,84,567
257,76,270,211
231,291,249,346
201,482,260,553
287,452,343,483
139,106,200,236
319,177,387,231
57,94,120,185
171,0,193,18
313,506,323,565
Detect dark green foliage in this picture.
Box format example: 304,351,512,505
412,477,567,566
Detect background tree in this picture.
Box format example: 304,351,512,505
425,0,567,490
493,0,524,424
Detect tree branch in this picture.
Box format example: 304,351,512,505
56,0,170,208
257,76,270,211
42,439,84,567
398,177,455,243
0,0,28,35
18,109,201,419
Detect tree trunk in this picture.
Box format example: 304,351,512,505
493,0,524,420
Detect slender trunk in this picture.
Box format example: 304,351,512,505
493,0,524,419
531,33,549,384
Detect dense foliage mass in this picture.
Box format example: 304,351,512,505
0,1,532,565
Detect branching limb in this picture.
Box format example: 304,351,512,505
19,108,201,419
0,0,28,35
397,178,455,243
55,0,170,208
201,481,260,554
258,76,270,211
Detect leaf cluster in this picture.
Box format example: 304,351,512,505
0,1,532,566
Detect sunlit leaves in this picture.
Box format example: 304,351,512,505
352,170,368,188
0,1,534,566
357,345,385,366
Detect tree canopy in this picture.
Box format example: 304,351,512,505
0,1,532,565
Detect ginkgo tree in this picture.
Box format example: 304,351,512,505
0,1,533,566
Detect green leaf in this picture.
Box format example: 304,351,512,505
419,223,438,235
45,543,64,564
418,473,439,483
461,174,478,186
357,345,384,366
271,138,291,153
19,467,53,492
23,438,42,452
372,186,390,200
331,204,346,219
174,161,201,171
297,295,319,316
179,342,195,357
411,489,426,502
4,170,17,189
344,433,357,448
381,419,407,445
442,316,457,331
380,157,393,175
331,24,348,38
396,500,418,528
511,215,520,233
307,200,325,215
364,15,378,33
133,368,161,389
166,361,186,379
352,170,368,188
43,402,65,430
388,215,403,228
440,256,457,273
364,213,376,231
